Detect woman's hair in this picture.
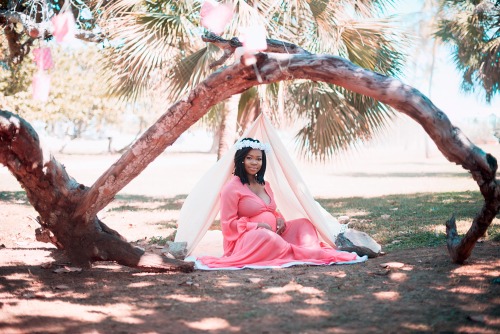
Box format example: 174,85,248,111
233,138,267,185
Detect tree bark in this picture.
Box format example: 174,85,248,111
217,94,240,160
1,37,496,267
0,110,193,272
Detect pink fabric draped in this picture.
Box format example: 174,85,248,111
196,176,359,268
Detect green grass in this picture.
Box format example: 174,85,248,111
0,191,28,202
108,194,187,212
317,190,500,251
148,234,175,245
2,189,498,251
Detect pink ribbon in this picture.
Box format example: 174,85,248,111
32,70,51,102
51,12,76,43
33,48,54,71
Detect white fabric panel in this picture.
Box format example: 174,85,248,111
174,113,343,256
185,253,367,271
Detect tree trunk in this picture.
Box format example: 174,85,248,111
209,126,221,154
217,94,239,160
0,110,193,272
1,36,497,268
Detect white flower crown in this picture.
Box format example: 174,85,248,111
235,139,271,152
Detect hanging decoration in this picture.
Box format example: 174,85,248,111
33,47,54,71
32,47,53,101
32,7,77,101
200,0,233,35
51,11,77,43
236,25,267,66
32,70,51,102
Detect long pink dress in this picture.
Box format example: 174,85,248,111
196,176,361,269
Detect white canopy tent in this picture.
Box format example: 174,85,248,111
174,113,348,257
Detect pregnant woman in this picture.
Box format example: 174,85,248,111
195,138,364,269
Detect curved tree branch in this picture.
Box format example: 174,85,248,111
77,43,497,264
1,36,496,266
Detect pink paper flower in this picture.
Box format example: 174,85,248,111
239,25,267,52
200,0,233,35
51,12,76,43
33,48,54,71
237,25,267,66
32,70,51,102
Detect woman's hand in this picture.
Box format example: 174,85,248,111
257,222,273,230
276,218,286,235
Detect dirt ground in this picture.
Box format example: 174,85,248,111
1,145,500,333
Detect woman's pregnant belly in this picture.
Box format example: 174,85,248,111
250,211,277,230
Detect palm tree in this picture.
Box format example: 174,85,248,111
99,0,408,160
435,0,500,103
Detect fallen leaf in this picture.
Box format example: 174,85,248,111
380,262,405,269
179,279,194,286
53,266,82,273
54,284,70,290
467,314,486,323
41,262,52,269
368,269,391,276
246,278,262,284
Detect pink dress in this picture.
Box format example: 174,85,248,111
196,176,360,269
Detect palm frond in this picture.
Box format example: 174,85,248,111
287,81,394,160
95,0,409,160
99,0,199,102
237,87,260,134
163,43,222,102
349,0,397,17
340,20,407,76
435,0,500,102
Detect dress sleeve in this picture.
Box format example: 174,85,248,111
220,180,258,242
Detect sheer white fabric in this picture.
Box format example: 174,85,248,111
174,113,346,257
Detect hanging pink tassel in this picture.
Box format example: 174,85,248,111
51,12,76,43
240,25,267,52
32,70,51,102
33,48,54,71
200,0,233,35
237,25,267,66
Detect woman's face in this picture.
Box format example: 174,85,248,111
244,149,263,177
